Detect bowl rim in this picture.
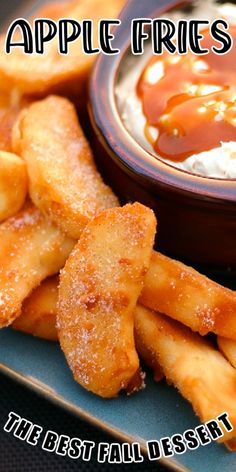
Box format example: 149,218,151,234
89,0,236,205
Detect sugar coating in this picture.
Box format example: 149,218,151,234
0,203,74,328
57,203,156,398
13,96,119,239
135,305,236,445
140,251,236,339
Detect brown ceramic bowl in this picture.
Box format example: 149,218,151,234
89,0,236,271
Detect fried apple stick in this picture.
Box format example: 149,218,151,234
0,203,74,328
0,151,27,222
13,96,119,239
218,337,236,370
58,203,156,398
141,251,236,340
134,305,236,449
0,0,125,100
0,88,30,152
14,250,236,342
12,276,58,341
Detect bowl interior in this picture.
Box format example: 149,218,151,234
115,0,236,186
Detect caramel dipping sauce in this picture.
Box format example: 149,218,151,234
137,27,236,163
91,0,236,270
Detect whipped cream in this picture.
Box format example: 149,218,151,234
116,0,236,179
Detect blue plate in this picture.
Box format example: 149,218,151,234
0,1,235,471
0,327,234,472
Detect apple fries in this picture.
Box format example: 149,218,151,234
12,276,59,342
0,88,30,152
218,337,236,370
134,305,236,448
0,0,125,100
58,203,156,398
13,96,119,239
140,251,236,340
0,151,27,222
0,203,74,328
13,249,236,345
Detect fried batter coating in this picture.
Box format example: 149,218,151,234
0,151,27,222
0,89,30,152
12,276,59,341
218,337,236,370
10,242,236,344
0,0,125,100
13,246,236,346
0,203,74,328
58,203,156,398
140,251,236,339
135,305,236,448
13,96,119,239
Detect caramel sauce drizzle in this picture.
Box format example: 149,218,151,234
137,27,236,162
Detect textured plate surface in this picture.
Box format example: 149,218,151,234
0,328,235,472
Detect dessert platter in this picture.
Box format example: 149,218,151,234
0,0,236,471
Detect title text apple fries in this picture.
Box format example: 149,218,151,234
0,0,125,101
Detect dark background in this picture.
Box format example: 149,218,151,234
0,372,167,472
0,1,167,471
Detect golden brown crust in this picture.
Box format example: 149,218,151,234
58,203,156,398
140,251,236,339
134,305,236,445
0,89,31,152
218,337,236,370
0,202,74,328
12,248,236,346
0,151,28,222
225,438,236,451
0,0,125,99
12,276,59,341
13,96,119,239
